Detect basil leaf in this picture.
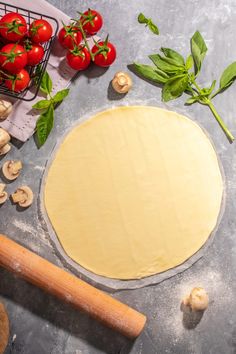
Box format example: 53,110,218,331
138,13,147,24
160,48,185,66
207,80,216,95
133,63,169,84
149,54,185,73
185,96,199,105
36,104,54,147
137,13,159,35
162,74,189,102
148,21,159,35
40,70,53,95
185,55,194,70
191,31,207,74
53,89,70,105
219,62,236,91
32,99,51,110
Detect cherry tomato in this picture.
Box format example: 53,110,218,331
0,13,27,42
80,9,103,35
27,44,44,66
58,25,82,50
92,41,116,67
5,68,30,92
29,19,53,43
66,46,91,71
0,44,27,74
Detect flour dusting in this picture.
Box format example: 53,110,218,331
13,220,36,235
158,268,233,339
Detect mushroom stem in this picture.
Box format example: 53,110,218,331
9,161,22,175
11,190,26,203
112,72,132,94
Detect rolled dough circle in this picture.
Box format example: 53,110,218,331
44,106,223,280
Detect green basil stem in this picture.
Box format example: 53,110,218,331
192,80,234,142
206,100,234,143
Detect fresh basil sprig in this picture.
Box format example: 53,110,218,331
33,71,69,147
133,30,236,143
138,13,159,35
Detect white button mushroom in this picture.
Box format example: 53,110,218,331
0,128,11,156
112,72,132,94
183,287,209,311
0,183,7,204
2,160,22,181
11,186,34,208
0,144,11,156
0,99,13,121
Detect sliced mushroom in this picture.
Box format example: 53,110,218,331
0,183,7,204
0,128,10,148
112,72,132,94
0,99,12,121
11,186,34,208
2,160,22,181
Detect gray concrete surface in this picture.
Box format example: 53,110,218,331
1,0,236,353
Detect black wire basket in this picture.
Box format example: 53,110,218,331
0,2,59,101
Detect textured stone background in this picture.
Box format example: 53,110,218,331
1,0,236,353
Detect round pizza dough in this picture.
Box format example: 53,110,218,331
44,106,223,280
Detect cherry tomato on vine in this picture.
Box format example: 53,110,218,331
80,9,103,35
0,43,27,74
5,68,30,92
58,25,82,50
29,19,53,43
0,12,27,42
91,40,116,67
66,46,91,71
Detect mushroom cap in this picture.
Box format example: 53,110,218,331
13,186,34,208
2,160,22,181
0,100,13,120
189,287,209,311
0,144,11,156
0,183,7,204
112,71,132,94
0,128,10,148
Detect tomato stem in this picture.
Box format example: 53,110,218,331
77,20,95,61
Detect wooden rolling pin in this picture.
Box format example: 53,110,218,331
0,234,146,338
